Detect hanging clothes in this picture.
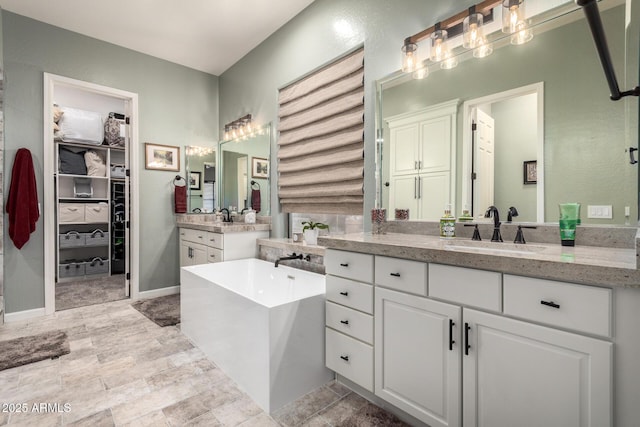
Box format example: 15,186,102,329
6,148,39,249
174,176,187,213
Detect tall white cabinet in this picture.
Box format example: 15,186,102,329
44,73,138,312
386,100,458,220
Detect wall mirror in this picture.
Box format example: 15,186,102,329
220,123,271,215
377,0,637,225
186,145,217,213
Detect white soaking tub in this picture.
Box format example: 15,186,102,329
180,258,333,413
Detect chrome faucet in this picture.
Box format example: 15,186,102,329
485,206,503,242
220,208,232,223
275,252,304,268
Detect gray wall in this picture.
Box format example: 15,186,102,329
218,0,479,237
2,12,219,313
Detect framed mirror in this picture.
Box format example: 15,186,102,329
220,124,271,215
376,0,637,225
185,145,217,213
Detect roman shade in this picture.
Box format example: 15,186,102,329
278,48,364,215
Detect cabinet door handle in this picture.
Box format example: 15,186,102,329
414,177,418,199
418,177,421,198
339,291,349,296
340,355,350,362
198,235,203,239
464,323,471,356
449,319,456,351
540,300,560,309
390,272,401,277
340,320,349,325
414,160,418,170
339,263,349,267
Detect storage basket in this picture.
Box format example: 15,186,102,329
85,229,109,247
110,164,126,178
85,257,109,275
85,203,109,223
59,261,86,278
59,203,85,223
74,178,94,198
59,231,85,248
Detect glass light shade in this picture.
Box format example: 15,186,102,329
502,0,525,34
430,30,450,62
401,42,419,73
473,37,493,58
440,51,458,70
511,20,533,45
412,63,429,80
463,13,484,49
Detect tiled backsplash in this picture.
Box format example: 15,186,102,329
257,238,326,275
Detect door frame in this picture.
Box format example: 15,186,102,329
43,73,140,314
461,82,544,222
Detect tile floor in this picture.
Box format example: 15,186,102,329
0,299,408,426
56,275,126,311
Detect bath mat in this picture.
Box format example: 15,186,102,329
131,294,180,327
0,330,70,372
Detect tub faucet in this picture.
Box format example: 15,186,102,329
485,206,503,242
275,252,303,268
220,208,232,223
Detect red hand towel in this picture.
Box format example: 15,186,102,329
175,184,187,213
6,148,39,249
251,189,261,213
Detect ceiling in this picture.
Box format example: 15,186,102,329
0,0,316,76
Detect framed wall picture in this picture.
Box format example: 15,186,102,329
145,143,180,171
524,160,537,184
189,171,201,190
252,157,269,179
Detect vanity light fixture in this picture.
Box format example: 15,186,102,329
401,38,419,73
223,114,255,141
186,146,215,157
502,0,533,45
464,6,493,58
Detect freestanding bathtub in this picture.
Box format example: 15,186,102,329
180,258,333,413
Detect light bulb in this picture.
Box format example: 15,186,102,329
502,0,526,34
473,37,493,58
401,41,418,73
412,64,429,80
511,20,533,45
430,30,450,63
463,13,484,49
440,51,458,70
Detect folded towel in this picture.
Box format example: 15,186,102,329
251,189,261,213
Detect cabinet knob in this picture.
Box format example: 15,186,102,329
339,291,349,296
340,355,350,362
340,320,349,325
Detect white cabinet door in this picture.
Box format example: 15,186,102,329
179,240,207,267
463,309,612,427
388,174,419,216
375,287,461,427
417,172,451,221
389,123,420,176
419,115,452,173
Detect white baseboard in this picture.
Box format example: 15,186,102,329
136,285,180,300
4,307,47,323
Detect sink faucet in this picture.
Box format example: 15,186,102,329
275,252,304,268
507,206,519,222
485,206,503,242
220,208,232,223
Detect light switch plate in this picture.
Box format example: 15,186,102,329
587,205,613,219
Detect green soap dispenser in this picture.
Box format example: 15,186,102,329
440,205,456,239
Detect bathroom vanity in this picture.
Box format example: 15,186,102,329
176,215,270,266
320,231,640,427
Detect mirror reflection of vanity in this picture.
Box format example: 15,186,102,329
186,146,217,213
377,0,636,224
220,124,271,215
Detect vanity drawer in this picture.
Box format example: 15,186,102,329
180,228,207,243
428,264,502,312
326,302,373,344
503,275,612,337
205,232,224,249
326,276,373,314
325,328,373,392
375,256,427,296
207,247,224,263
325,250,374,283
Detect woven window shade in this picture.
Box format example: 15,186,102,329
278,48,364,215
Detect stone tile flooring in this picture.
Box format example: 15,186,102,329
0,299,408,426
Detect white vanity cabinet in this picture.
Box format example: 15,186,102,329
178,226,268,267
375,286,461,427
179,228,215,266
462,308,612,427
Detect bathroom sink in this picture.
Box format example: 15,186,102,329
442,239,548,255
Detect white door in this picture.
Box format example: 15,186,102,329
463,309,612,427
375,287,461,427
473,108,495,216
388,175,419,218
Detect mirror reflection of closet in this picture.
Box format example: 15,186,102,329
185,146,216,213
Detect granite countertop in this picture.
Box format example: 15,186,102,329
177,221,271,233
257,238,326,256
319,232,640,288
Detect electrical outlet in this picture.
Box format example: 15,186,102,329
587,205,613,219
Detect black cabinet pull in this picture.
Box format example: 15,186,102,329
340,291,349,296
340,355,350,362
464,323,471,356
541,300,560,309
340,263,349,267
449,319,456,351
390,272,401,277
340,320,349,325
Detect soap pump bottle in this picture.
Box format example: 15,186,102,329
440,205,456,239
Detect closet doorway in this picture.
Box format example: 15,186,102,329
43,73,139,314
